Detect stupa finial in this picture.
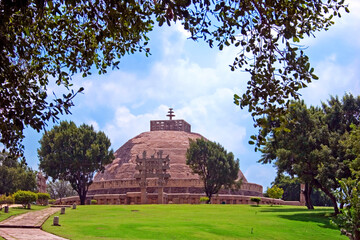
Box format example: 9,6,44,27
166,108,175,120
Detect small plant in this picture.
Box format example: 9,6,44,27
90,199,97,205
199,197,209,204
13,190,37,209
37,192,50,205
48,199,56,205
250,197,261,206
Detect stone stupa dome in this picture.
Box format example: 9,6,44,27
95,130,207,181
85,108,262,205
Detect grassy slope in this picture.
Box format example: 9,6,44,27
42,205,346,240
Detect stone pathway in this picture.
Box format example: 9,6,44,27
0,228,66,240
0,207,67,240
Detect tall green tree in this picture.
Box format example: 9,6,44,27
38,121,114,205
1,0,347,157
259,100,341,212
260,94,360,214
186,138,239,203
0,153,36,195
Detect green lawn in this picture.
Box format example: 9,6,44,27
0,205,47,222
42,204,346,240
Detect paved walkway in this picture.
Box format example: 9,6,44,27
0,207,68,240
0,228,66,240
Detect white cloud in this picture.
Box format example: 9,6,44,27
87,120,100,131
302,3,360,48
300,55,360,106
104,105,168,148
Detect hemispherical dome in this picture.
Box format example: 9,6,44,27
94,130,208,181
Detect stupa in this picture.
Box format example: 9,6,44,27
61,109,290,205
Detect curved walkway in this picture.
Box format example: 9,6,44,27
0,207,67,240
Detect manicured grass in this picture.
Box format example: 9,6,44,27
0,205,47,222
43,205,346,240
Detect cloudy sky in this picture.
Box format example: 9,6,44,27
23,3,360,189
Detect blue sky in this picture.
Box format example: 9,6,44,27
23,3,360,189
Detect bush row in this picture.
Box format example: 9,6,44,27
0,191,51,209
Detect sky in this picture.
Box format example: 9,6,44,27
22,2,360,190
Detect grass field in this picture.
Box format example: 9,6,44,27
0,205,47,222
42,204,346,240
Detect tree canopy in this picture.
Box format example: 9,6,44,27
0,153,37,195
1,0,348,157
38,121,114,205
186,138,239,203
341,124,360,179
259,94,360,214
266,185,284,199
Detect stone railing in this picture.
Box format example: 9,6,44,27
88,178,263,194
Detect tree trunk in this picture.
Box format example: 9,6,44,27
304,183,314,209
328,193,339,215
77,184,88,205
354,228,360,240
206,192,212,204
79,193,86,205
313,180,339,214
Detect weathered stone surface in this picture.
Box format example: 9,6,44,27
96,131,205,180
95,130,248,183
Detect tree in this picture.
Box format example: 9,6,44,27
38,121,114,205
186,138,239,203
47,180,77,200
266,185,284,199
0,153,37,195
1,0,347,158
260,101,326,210
259,94,360,214
259,100,341,212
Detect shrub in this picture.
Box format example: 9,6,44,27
0,195,5,209
250,197,261,206
13,190,37,208
5,195,14,205
48,199,56,205
199,197,209,203
90,199,97,205
266,185,284,199
0,195,14,207
37,193,50,205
